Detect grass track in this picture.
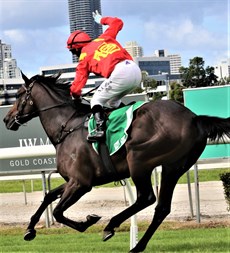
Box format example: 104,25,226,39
0,223,229,252
1,168,229,252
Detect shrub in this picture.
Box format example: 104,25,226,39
220,172,230,211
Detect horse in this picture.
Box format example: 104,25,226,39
3,72,230,253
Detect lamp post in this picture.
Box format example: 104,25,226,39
166,74,170,99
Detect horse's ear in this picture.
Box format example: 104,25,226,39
21,71,30,84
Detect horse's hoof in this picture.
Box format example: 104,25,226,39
103,229,115,241
129,245,144,253
129,249,139,253
24,229,36,241
86,214,101,225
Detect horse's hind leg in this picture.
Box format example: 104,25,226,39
52,179,101,232
130,143,207,252
24,183,66,241
103,172,156,241
129,166,181,252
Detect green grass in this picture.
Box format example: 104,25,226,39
0,224,229,252
0,168,229,193
177,167,230,184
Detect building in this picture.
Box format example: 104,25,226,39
215,59,230,80
124,41,143,57
40,63,105,94
0,40,11,70
154,49,168,57
68,0,102,63
0,40,20,79
167,54,182,75
134,56,171,75
154,49,181,75
68,0,102,39
0,40,21,105
40,64,148,104
0,55,181,106
0,62,105,105
0,77,23,105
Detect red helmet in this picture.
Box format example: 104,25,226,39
67,30,91,50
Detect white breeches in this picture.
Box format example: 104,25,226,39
91,60,142,108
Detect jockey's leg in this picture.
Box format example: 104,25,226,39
87,105,106,142
88,60,141,143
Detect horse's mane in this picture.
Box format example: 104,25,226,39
30,73,91,115
30,74,71,101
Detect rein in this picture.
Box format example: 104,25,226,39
56,112,90,144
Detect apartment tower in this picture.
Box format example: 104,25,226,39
68,0,102,62
124,41,143,58
68,0,102,38
0,40,20,79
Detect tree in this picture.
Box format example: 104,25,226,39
131,86,144,94
180,57,218,88
204,66,218,86
169,82,185,103
141,71,158,91
152,92,166,101
144,78,158,91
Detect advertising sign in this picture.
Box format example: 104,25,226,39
183,85,230,159
0,106,56,174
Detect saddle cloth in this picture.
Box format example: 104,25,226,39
88,101,148,155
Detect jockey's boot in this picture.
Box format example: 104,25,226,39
87,107,106,143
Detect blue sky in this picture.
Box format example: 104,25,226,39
0,0,229,77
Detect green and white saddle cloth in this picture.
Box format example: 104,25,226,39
88,101,148,155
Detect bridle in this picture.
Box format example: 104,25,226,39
14,80,90,144
14,80,69,126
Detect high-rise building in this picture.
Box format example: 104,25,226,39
124,41,143,57
0,40,20,79
68,0,102,39
68,0,102,63
167,54,182,75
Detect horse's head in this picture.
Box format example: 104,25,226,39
3,72,39,130
3,72,65,131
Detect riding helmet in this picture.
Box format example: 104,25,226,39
67,30,92,50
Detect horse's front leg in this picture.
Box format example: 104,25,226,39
24,183,66,241
53,179,101,232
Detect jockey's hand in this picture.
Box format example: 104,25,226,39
92,10,102,24
71,93,82,104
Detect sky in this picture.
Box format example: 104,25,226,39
0,0,229,77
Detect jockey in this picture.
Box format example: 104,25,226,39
67,11,142,143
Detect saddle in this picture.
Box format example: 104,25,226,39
88,101,148,179
89,101,147,155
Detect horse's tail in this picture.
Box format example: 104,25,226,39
195,115,230,142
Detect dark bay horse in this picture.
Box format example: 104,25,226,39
3,73,230,252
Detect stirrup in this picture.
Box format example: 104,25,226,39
87,130,105,143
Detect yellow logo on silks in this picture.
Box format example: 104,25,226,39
93,42,121,61
79,52,87,61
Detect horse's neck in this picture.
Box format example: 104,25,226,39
39,105,80,146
